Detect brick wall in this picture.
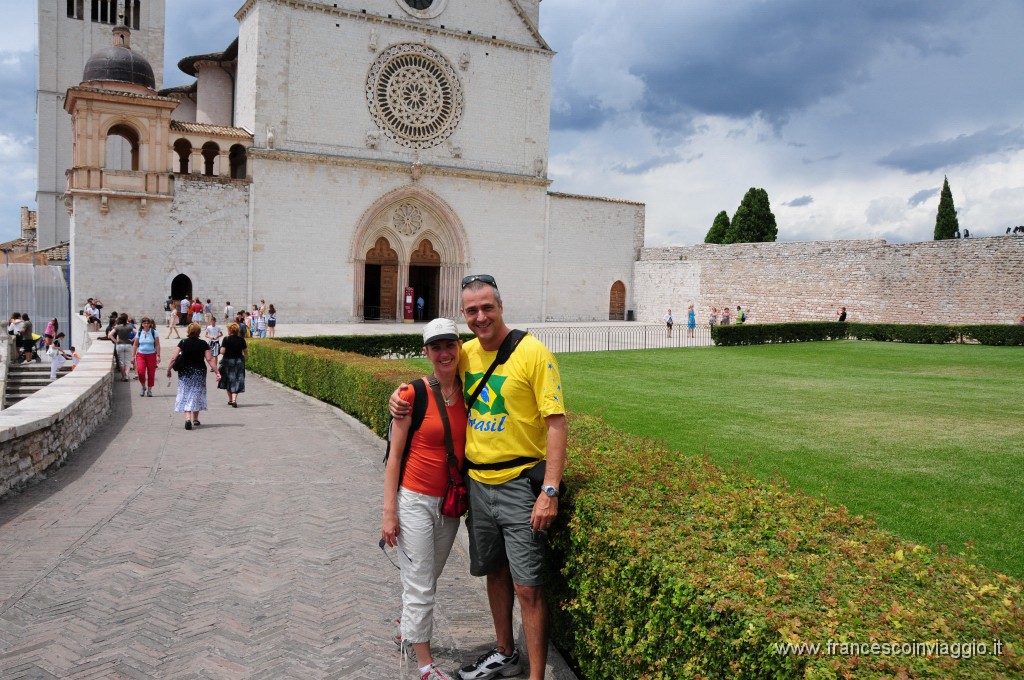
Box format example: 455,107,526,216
636,237,1024,325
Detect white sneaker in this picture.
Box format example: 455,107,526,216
422,665,455,680
458,648,522,679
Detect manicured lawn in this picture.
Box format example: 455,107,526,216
557,341,1024,578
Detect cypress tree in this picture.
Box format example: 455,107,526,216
725,188,778,243
934,176,959,240
705,210,730,243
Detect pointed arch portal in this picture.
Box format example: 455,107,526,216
351,187,469,321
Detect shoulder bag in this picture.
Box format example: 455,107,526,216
428,375,468,518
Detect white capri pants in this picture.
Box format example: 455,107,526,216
115,344,132,370
397,487,460,644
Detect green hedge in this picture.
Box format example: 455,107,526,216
283,333,476,359
247,340,1023,678
247,339,422,437
713,322,1024,347
552,415,1022,678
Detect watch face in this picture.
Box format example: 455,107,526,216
405,0,432,8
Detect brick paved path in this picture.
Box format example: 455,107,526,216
0,374,510,679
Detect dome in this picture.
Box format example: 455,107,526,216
82,27,155,90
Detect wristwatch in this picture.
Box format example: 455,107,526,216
541,484,559,498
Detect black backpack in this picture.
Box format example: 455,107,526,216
382,378,429,481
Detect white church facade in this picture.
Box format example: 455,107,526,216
59,0,645,323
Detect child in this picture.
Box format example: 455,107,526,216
48,332,72,380
70,347,80,369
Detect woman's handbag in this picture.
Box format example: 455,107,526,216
427,375,469,518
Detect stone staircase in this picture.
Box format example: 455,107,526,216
4,360,72,408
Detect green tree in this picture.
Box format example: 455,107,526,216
705,210,730,243
725,187,778,243
934,176,959,240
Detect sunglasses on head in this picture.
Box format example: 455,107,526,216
461,274,497,289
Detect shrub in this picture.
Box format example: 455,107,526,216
713,322,1024,347
713,322,848,346
283,333,475,359
551,414,1023,679
247,339,422,437
964,325,1024,346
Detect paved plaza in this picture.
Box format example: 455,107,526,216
0,337,576,678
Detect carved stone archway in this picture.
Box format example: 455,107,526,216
351,187,469,321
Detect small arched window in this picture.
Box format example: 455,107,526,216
105,124,140,171
201,141,220,177
229,144,247,179
173,139,192,173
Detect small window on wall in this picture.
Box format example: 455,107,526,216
201,142,220,176
173,139,192,174
123,0,141,30
67,0,84,19
91,0,115,24
229,145,247,179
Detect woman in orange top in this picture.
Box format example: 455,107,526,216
382,318,467,680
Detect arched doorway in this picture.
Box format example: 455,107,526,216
409,239,441,320
171,273,192,302
364,237,399,320
609,280,626,320
350,187,470,322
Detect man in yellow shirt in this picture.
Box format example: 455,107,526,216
391,275,567,680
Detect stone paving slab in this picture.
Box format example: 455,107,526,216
0,370,576,679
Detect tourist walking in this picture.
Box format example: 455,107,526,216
709,307,718,328
736,305,746,324
382,318,467,680
721,307,731,325
838,307,847,322
179,296,191,326
191,298,205,324
164,295,173,327
686,304,696,338
204,317,224,371
224,301,234,322
663,308,674,338
166,306,182,339
109,314,134,381
166,323,220,430
217,322,248,407
266,304,277,338
132,317,160,396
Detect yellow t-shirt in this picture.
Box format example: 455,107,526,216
461,333,566,484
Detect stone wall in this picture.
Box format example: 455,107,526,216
545,193,645,321
636,237,1024,325
0,338,114,499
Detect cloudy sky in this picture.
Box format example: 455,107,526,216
2,0,1023,245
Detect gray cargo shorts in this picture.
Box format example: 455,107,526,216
466,475,546,586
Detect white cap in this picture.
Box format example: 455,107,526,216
423,318,460,345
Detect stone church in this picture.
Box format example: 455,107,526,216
56,0,645,323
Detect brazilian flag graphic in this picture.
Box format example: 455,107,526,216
466,373,508,416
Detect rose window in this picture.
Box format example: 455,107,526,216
393,203,424,235
366,44,463,149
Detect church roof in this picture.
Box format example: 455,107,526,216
548,191,645,207
169,120,253,139
178,38,239,77
38,242,71,262
83,26,157,89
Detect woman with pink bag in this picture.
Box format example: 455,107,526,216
381,318,467,680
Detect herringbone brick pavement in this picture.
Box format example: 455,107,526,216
0,374,517,679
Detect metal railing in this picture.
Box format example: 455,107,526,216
524,325,715,353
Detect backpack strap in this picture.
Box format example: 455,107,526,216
465,329,527,412
386,378,429,487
